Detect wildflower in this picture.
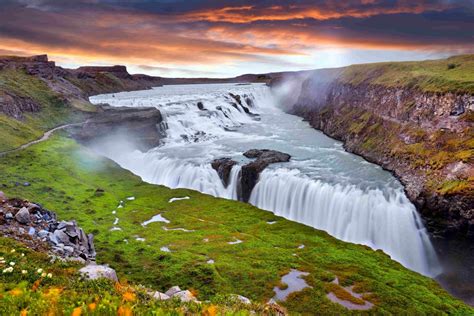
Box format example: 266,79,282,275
117,306,132,316
10,288,23,296
0,257,4,260
122,291,136,302
37,268,43,274
47,273,53,278
87,303,96,312
3,267,14,273
9,262,15,266
10,249,15,253
71,307,82,316
41,272,46,277
20,309,28,316
21,253,25,257
22,270,28,274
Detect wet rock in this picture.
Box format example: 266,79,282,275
15,207,30,224
79,264,118,282
239,149,291,202
211,158,238,187
197,102,205,110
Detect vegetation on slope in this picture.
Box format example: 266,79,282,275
0,237,261,315
0,135,472,314
339,54,474,94
0,69,90,152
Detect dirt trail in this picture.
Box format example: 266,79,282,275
0,122,84,157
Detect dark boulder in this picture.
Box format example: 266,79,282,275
211,158,238,188
239,149,291,202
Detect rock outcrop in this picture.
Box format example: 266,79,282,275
0,192,96,262
211,158,237,187
239,150,291,202
68,104,164,151
212,149,291,202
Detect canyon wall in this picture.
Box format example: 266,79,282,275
280,57,474,239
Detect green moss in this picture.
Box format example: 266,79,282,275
0,135,471,314
339,55,474,94
0,69,88,151
437,180,473,195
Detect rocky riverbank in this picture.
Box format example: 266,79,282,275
274,55,474,239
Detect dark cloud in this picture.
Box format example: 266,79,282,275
0,0,473,76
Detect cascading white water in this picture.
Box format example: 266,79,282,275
90,83,441,277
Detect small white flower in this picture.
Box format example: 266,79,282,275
41,272,46,277
0,257,4,260
37,268,43,274
21,253,25,257
3,267,13,273
10,249,15,253
46,273,52,278
9,262,15,266
21,270,28,274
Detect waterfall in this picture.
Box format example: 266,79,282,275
89,83,441,277
249,168,440,276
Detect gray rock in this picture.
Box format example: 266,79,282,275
5,212,13,220
28,227,36,235
48,232,58,245
63,246,74,254
15,207,30,224
173,290,196,302
23,182,30,187
231,294,251,305
152,291,170,300
87,233,96,258
53,229,71,245
165,286,182,297
79,264,118,282
18,227,26,234
38,230,49,238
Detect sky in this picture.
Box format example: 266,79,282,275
0,0,473,77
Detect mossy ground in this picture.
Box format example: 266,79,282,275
0,135,472,314
339,54,474,94
0,69,90,152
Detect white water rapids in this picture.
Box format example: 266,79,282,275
90,83,441,277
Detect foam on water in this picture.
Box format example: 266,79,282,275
90,83,441,277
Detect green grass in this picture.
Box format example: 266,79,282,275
0,237,261,315
0,69,89,151
0,135,472,314
338,55,474,93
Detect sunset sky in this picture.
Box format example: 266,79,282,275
1,0,473,77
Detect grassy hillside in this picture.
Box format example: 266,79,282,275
0,237,260,315
338,55,474,94
0,69,90,152
0,135,472,314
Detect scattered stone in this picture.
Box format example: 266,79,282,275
207,259,215,264
231,294,251,305
165,286,182,297
173,290,197,302
160,246,171,252
15,207,30,224
28,227,36,235
298,244,305,249
79,264,118,282
152,291,170,300
23,182,31,187
5,212,13,220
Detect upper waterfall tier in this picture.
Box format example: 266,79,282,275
89,83,441,277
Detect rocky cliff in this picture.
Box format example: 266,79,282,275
278,55,474,239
